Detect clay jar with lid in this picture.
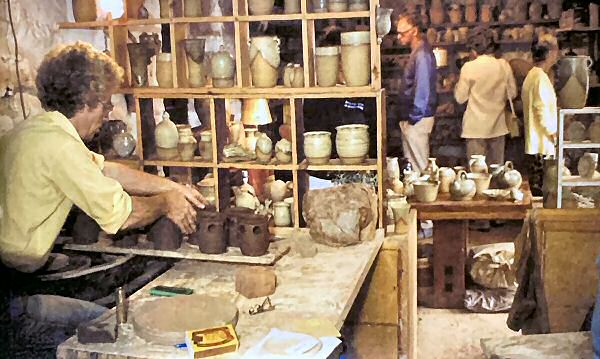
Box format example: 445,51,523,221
72,0,97,22
198,130,213,161
190,211,227,254
304,131,332,164
155,112,179,160
315,46,339,87
238,214,270,256
177,124,197,161
149,217,183,250
340,31,371,87
224,207,254,247
249,36,280,88
210,46,235,88
335,124,369,164
156,53,173,88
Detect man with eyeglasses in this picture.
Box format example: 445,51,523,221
396,15,438,173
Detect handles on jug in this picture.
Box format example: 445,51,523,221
587,56,594,69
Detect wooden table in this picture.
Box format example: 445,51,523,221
410,183,532,308
56,231,384,359
480,332,593,358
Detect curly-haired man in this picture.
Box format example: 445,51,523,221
0,42,206,354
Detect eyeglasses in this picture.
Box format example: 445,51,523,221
397,26,415,38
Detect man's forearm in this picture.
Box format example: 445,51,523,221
121,194,166,230
103,161,178,196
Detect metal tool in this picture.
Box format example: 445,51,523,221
115,287,128,325
248,297,275,315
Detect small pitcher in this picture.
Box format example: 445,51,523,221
469,155,488,174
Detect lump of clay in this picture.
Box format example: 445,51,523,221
235,267,277,298
148,217,182,251
72,213,101,245
302,183,378,247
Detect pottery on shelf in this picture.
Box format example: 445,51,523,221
465,4,477,22
589,118,600,143
238,214,270,256
467,173,492,196
275,138,292,163
501,161,522,189
480,4,492,22
388,195,411,234
196,175,216,206
177,124,197,161
528,2,542,21
127,43,154,88
304,131,332,164
155,112,179,160
72,0,97,22
198,130,213,161
159,0,173,18
184,0,203,17
336,124,369,164
376,7,393,40
248,0,275,15
448,4,462,24
210,46,235,88
255,132,273,164
312,0,327,12
430,0,444,25
191,211,227,254
148,217,183,251
386,157,400,181
112,132,136,158
284,0,300,13
249,36,280,88
328,0,348,12
341,32,371,86
224,207,254,247
273,201,292,227
156,53,173,88
268,179,290,203
578,153,599,178
422,158,439,180
244,128,258,153
412,181,440,203
449,170,476,201
315,47,339,87
469,154,488,174
556,56,593,109
438,167,456,193
235,189,260,210
183,39,206,88
547,0,562,19
566,119,587,142
283,64,304,88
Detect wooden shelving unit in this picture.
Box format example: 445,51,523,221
60,0,387,228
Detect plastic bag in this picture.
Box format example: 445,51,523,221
464,288,516,313
469,243,517,289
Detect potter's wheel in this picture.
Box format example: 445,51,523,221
38,253,92,274
132,295,239,346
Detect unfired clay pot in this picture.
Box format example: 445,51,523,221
238,214,270,256
315,47,339,87
340,32,370,86
149,217,183,251
304,131,332,164
191,211,227,254
72,0,97,22
249,36,280,88
249,0,275,15
224,207,254,247
336,124,369,164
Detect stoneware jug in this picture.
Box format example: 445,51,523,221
469,155,488,174
155,112,179,160
438,167,456,193
249,36,281,88
273,202,292,227
72,0,97,22
556,56,593,109
449,170,476,201
501,161,522,189
210,46,235,88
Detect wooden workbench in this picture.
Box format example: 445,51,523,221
480,332,593,358
410,183,532,308
56,231,384,359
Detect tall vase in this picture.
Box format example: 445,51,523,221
127,43,153,87
249,36,280,88
72,0,97,22
184,0,202,17
183,39,206,88
556,56,593,109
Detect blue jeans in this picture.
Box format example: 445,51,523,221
592,256,600,359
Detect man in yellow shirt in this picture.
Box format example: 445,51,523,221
0,42,206,354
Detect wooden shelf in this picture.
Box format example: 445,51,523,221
560,107,600,115
306,10,370,19
57,21,111,29
557,27,600,33
132,86,382,98
299,158,378,171
217,161,296,170
143,156,214,168
116,18,171,26
430,18,559,30
561,175,600,187
106,156,141,166
172,16,236,23
563,141,600,149
237,14,303,21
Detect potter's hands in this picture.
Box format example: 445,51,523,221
174,183,207,209
162,190,197,234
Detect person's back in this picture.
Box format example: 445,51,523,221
521,66,557,156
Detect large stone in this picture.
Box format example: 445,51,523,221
235,267,277,299
302,183,378,247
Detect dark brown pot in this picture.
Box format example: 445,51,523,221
224,207,254,247
191,211,227,254
148,217,183,251
238,214,270,257
72,213,100,245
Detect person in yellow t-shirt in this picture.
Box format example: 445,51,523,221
0,42,207,355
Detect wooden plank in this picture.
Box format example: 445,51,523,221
401,210,418,359
143,157,213,167
63,241,290,265
236,14,304,21
58,21,111,29
432,220,467,308
131,86,380,97
306,11,370,19
376,91,385,227
298,158,378,171
481,332,593,359
290,99,301,228
172,16,236,23
172,23,189,89
217,161,297,170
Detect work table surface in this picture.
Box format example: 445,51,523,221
57,232,384,359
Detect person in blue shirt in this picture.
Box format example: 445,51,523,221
396,14,438,173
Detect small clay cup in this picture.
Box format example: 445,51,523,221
238,214,270,257
148,217,183,251
191,211,227,254
72,213,101,245
224,207,254,247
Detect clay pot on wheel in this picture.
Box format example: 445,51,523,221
72,213,100,245
238,214,270,256
148,217,183,251
190,211,227,254
72,0,97,22
224,207,254,247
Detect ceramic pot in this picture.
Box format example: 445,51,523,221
275,139,292,164
386,157,401,181
155,112,179,159
177,124,197,161
512,2,527,21
433,48,448,67
430,0,445,25
388,195,411,234
315,47,339,87
312,0,327,12
127,43,153,87
556,56,593,109
589,118,600,142
422,158,439,180
273,202,292,227
224,207,254,247
249,36,280,88
249,0,275,15
236,191,259,210
269,180,289,203
548,0,562,19
465,4,477,22
448,5,462,24
578,153,598,178
566,120,586,141
112,132,136,158
159,0,173,18
501,161,522,189
341,32,370,86
149,217,182,250
283,64,304,88
72,0,97,22
99,120,128,153
426,28,438,45
183,39,206,88
349,0,368,11
244,128,258,152
191,211,227,254
469,155,488,174
255,132,272,164
184,0,202,17
480,4,492,22
284,0,300,13
210,46,235,88
198,130,213,161
449,170,476,201
72,213,100,245
438,167,456,193
304,131,332,164
376,7,393,38
412,181,440,203
238,214,270,256
157,53,173,88
335,124,369,164
467,173,492,195
529,2,542,21
328,0,348,12
196,176,216,206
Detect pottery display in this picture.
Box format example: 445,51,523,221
376,7,393,40
249,36,280,88
198,130,213,161
589,118,600,142
176,124,197,161
449,171,476,201
283,64,304,88
268,179,290,203
422,158,439,180
566,119,586,141
335,124,369,164
244,128,258,152
340,31,371,87
349,0,368,11
480,4,492,22
430,0,445,25
449,4,462,24
191,211,226,254
312,0,327,12
183,39,206,88
315,47,339,87
159,0,173,18
72,0,97,22
196,176,216,206
184,0,202,17
467,173,492,195
273,202,292,227
388,195,411,234
328,0,347,12
438,167,456,193
224,207,254,247
255,132,273,164
386,157,400,181
127,43,153,87
578,153,598,178
98,120,128,153
489,164,504,189
249,0,275,15
556,56,593,109
238,214,270,256
465,4,477,23
529,2,542,21
112,132,136,158
149,217,183,250
412,181,440,203
210,46,235,88
547,0,562,19
501,161,522,189
304,131,332,164
275,138,292,163
155,112,179,160
433,48,448,68
284,0,300,13
469,154,488,174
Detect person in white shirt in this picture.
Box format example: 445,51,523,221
455,27,517,166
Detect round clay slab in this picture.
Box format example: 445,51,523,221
132,295,238,346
